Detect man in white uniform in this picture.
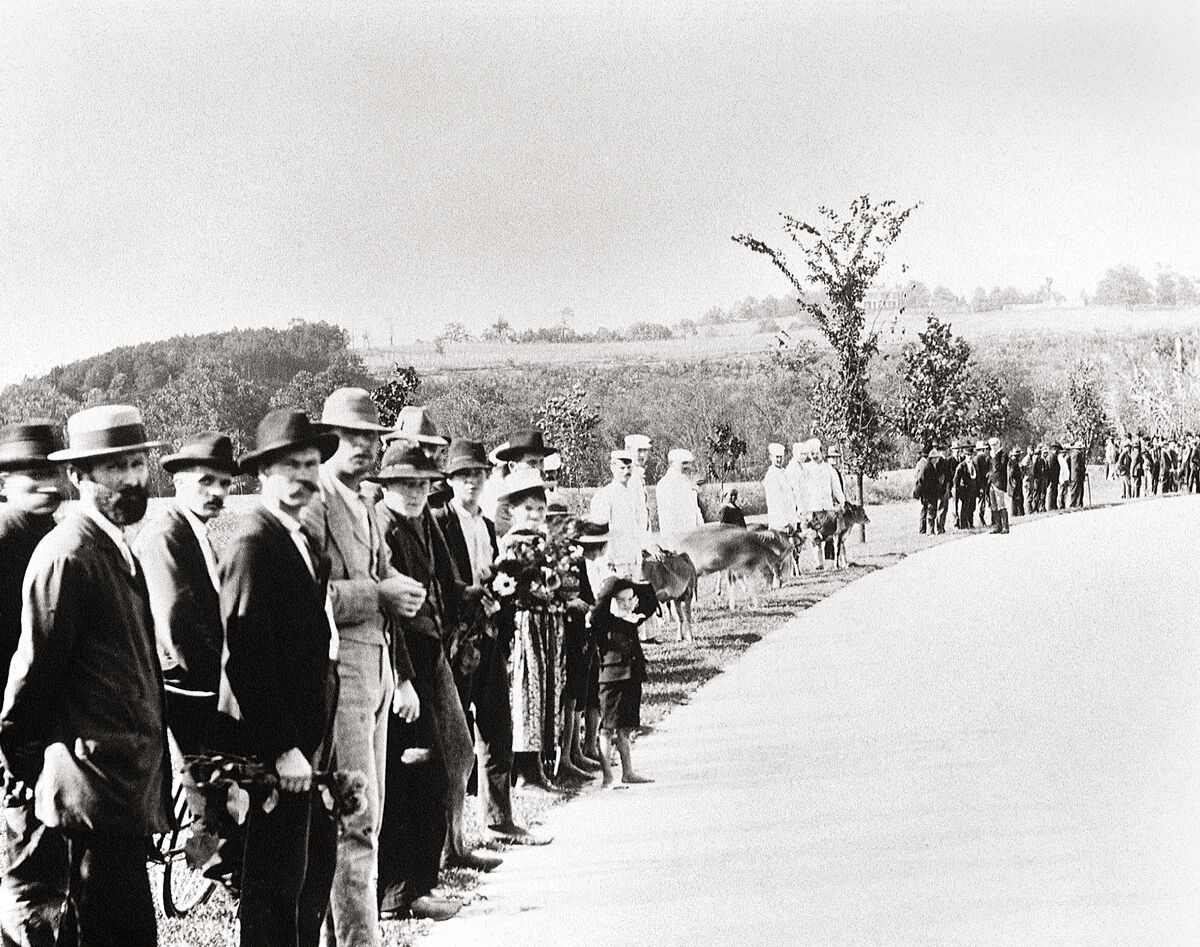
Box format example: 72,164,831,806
589,450,641,577
623,434,652,542
763,443,798,531
655,449,704,548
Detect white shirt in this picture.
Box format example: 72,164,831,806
263,501,340,661
479,470,505,521
805,461,846,512
328,470,371,540
451,498,493,584
763,465,799,530
81,503,137,576
177,502,220,592
629,465,650,535
655,468,704,543
590,480,641,568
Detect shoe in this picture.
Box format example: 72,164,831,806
485,823,552,846
445,849,504,872
398,894,462,922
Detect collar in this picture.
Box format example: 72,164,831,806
79,502,135,570
328,469,366,512
263,500,305,536
176,501,210,536
451,496,483,520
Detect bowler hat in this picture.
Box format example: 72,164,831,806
321,388,389,432
385,406,448,446
495,430,555,463
496,467,547,503
444,438,491,477
161,432,239,475
369,443,445,482
0,421,62,472
240,409,338,474
48,405,165,463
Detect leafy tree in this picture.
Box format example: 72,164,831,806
532,384,601,488
625,322,673,342
903,280,931,312
705,422,748,485
370,364,422,427
968,371,1011,437
1156,272,1179,307
0,379,81,427
931,285,966,312
1094,265,1153,308
1063,360,1111,457
734,194,918,516
895,315,974,449
1177,276,1199,306
269,350,375,418
481,318,514,343
440,322,474,343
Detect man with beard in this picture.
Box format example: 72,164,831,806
222,409,342,947
305,390,427,945
0,405,171,947
0,421,68,947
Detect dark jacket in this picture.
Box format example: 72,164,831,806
953,458,977,496
434,503,498,586
220,506,336,764
913,458,942,501
133,504,223,696
974,452,991,493
936,457,957,497
989,449,1009,491
1071,450,1086,481
0,508,56,675
717,502,746,528
0,510,170,835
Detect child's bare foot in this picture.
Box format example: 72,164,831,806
555,761,593,782
572,754,602,771
622,773,654,784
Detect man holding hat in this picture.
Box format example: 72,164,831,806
763,443,798,532
654,449,704,548
0,405,170,947
134,432,238,762
221,408,342,947
306,389,428,946
0,420,68,947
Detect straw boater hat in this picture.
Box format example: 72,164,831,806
321,388,390,432
495,430,555,463
444,438,491,477
496,467,547,504
488,443,509,466
572,518,610,545
48,405,165,463
0,421,62,472
624,434,651,451
239,409,337,474
161,432,239,476
368,443,445,482
385,406,448,447
827,444,842,458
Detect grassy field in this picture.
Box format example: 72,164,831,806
360,305,1200,375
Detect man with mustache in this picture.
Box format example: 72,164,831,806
0,421,68,947
221,409,341,947
305,389,428,943
0,405,171,947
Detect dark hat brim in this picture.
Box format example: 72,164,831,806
494,443,556,462
161,454,241,475
240,431,339,474
445,462,491,477
0,457,61,473
367,462,446,483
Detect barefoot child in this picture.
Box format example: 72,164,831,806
592,577,654,787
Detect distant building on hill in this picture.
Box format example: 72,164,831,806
863,286,906,311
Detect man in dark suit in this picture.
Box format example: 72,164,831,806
913,446,942,535
1046,444,1061,510
934,443,956,534
953,443,978,529
973,441,991,526
1070,441,1088,507
134,432,238,758
988,437,1010,534
0,405,171,947
221,409,342,947
0,421,67,947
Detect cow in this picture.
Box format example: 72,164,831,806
800,503,870,569
673,523,792,611
640,547,698,642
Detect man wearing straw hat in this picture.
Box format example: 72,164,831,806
0,420,68,947
307,389,428,946
0,405,171,947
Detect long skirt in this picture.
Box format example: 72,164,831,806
509,609,566,763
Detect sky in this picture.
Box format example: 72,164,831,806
2,0,1198,384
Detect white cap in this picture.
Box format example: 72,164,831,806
768,442,785,456
988,437,1000,447
810,438,823,452
624,434,651,450
542,451,562,472
611,449,634,463
667,448,694,464
804,438,821,454
792,442,804,455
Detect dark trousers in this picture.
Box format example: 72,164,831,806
470,634,515,828
1071,479,1085,507
61,832,155,947
919,498,937,534
239,787,337,947
1011,482,1024,516
1048,481,1059,510
1,801,69,947
957,492,975,529
378,633,447,912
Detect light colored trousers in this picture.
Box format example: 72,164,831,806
323,640,394,947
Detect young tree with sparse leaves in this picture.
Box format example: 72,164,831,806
734,194,918,525
705,423,748,486
1064,361,1111,458
533,384,601,488
895,314,974,449
370,364,422,427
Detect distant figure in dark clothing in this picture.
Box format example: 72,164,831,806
953,445,978,530
1007,450,1024,517
1046,445,1061,510
717,488,746,528
913,447,943,535
973,442,991,527
935,446,956,534
1070,441,1087,507
987,438,1010,534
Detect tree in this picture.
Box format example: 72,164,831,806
532,384,601,488
734,194,918,525
370,364,422,427
705,423,748,486
1094,265,1153,308
931,285,966,312
625,322,673,342
968,372,1011,437
481,318,514,343
1156,272,1179,307
894,314,974,449
903,280,931,312
1177,276,1199,306
1063,360,1111,458
437,321,474,344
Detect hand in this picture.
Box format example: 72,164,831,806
274,748,313,793
379,574,427,618
392,678,420,723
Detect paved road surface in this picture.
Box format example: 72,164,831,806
428,497,1200,946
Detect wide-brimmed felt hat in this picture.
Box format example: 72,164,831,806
0,421,62,472
496,467,548,502
240,409,337,474
369,443,446,482
385,406,448,446
321,388,389,433
48,405,165,463
161,432,239,475
444,438,491,477
495,429,555,463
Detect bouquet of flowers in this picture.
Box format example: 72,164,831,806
486,523,583,613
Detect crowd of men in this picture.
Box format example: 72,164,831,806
1103,435,1200,497
0,394,714,947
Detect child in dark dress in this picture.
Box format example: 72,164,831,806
591,576,654,788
